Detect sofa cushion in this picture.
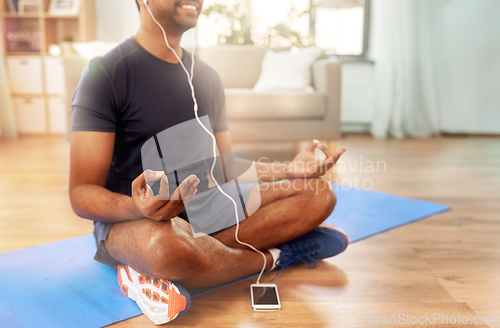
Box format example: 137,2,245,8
253,47,322,92
197,46,267,89
224,89,326,120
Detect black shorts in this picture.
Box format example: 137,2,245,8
93,182,258,267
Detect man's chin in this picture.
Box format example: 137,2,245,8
175,18,198,31
176,22,197,32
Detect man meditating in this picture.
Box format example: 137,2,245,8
69,0,348,324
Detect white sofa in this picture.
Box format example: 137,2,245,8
197,45,342,148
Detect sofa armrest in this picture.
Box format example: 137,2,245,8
313,59,342,140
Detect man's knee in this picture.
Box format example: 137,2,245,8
143,219,204,282
324,182,337,216
314,178,336,217
299,178,337,220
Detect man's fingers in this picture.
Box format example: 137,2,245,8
316,158,335,174
305,139,320,152
155,175,170,200
332,147,347,162
172,175,200,201
152,176,200,221
133,172,201,221
146,184,155,198
182,188,198,205
316,148,346,174
132,172,146,193
318,148,347,169
316,143,334,158
133,169,165,191
144,169,165,184
177,175,200,201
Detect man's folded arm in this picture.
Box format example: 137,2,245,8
69,131,143,223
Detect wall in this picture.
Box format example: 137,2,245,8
341,63,375,132
95,0,140,42
434,0,500,133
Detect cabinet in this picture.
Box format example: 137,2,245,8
44,57,65,94
7,56,43,93
13,97,46,133
48,96,66,133
1,0,95,134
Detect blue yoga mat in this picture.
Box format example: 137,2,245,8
0,187,450,328
324,186,451,242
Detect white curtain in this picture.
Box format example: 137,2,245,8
370,0,500,138
369,0,441,138
0,25,17,139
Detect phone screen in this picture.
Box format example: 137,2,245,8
252,286,279,305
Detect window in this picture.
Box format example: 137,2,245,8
197,0,370,59
198,0,311,49
312,0,371,59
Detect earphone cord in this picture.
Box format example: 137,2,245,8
143,3,267,285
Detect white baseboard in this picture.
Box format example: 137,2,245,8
341,122,372,133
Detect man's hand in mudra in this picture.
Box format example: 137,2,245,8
132,169,200,222
286,140,346,179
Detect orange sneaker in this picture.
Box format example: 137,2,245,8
117,264,191,325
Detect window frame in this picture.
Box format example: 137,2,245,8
309,0,371,61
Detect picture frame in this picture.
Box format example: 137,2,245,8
48,0,81,16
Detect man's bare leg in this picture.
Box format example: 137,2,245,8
106,217,274,288
212,178,336,250
105,178,335,288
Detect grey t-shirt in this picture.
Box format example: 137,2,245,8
71,37,229,198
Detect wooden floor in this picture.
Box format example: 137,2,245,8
1,135,499,328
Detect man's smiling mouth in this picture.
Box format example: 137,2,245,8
177,2,199,14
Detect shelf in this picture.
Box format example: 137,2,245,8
12,93,45,97
6,52,44,56
45,14,79,19
2,13,80,19
12,93,66,97
2,0,95,136
2,12,41,18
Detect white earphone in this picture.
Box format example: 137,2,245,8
142,0,268,284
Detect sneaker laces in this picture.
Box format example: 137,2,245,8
270,239,324,281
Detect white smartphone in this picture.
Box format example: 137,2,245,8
250,284,281,311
